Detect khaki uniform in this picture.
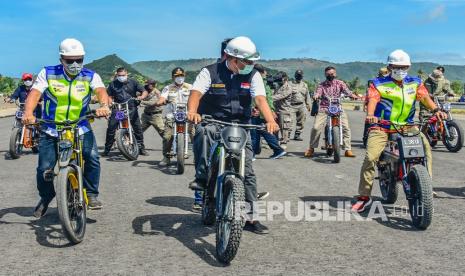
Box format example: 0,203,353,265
309,110,352,150
272,82,293,144
358,128,432,196
290,81,310,137
419,76,454,120
161,83,195,157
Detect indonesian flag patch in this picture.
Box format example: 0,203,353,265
240,82,251,89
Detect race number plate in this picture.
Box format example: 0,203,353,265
397,136,425,159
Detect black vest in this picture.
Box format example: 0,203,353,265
198,61,255,123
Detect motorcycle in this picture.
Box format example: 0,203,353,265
113,98,139,160
375,120,433,230
324,96,343,163
199,115,264,264
9,102,39,159
166,103,189,174
421,95,463,152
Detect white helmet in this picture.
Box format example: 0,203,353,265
224,36,260,61
387,49,411,66
59,38,85,56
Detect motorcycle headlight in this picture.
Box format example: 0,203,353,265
328,105,340,115
442,103,451,112
175,111,187,123
115,111,126,121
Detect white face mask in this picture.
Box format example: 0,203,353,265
117,75,128,83
175,77,185,85
391,69,408,81
24,80,33,86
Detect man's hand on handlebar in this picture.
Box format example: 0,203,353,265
188,112,202,124
434,110,447,120
96,105,111,118
22,113,36,125
366,115,378,124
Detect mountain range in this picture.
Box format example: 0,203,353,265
86,54,465,84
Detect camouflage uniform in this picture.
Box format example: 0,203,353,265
419,72,454,121
141,88,165,137
272,82,293,144
290,80,310,139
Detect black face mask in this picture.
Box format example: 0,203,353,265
295,74,303,81
326,75,336,81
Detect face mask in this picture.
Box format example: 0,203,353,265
24,80,33,86
234,59,254,75
391,69,408,81
65,61,83,76
175,77,185,85
326,75,336,81
117,76,128,83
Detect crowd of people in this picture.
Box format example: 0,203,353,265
4,35,455,234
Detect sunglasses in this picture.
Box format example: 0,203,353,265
62,58,84,64
238,58,254,66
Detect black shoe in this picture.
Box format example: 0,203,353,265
244,221,269,234
188,179,206,191
293,134,303,141
101,151,110,157
257,192,270,200
139,148,149,156
87,196,103,210
33,199,49,218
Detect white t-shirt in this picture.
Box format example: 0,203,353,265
32,68,105,93
191,65,266,98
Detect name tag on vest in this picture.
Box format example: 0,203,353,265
212,83,225,88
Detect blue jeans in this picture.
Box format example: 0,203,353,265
250,117,283,156
36,131,101,203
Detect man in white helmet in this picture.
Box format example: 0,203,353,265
187,36,279,234
351,49,445,213
22,38,111,217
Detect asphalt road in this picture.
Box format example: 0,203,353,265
1,110,465,275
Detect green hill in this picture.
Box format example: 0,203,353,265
132,58,465,84
85,54,148,85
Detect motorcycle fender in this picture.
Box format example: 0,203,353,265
58,147,73,167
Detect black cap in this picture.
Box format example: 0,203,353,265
172,67,185,77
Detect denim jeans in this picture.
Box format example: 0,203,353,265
36,131,101,203
250,117,283,156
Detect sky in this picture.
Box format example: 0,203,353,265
1,0,465,76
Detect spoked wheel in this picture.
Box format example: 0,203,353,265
332,126,341,163
443,120,463,152
407,165,433,230
9,128,23,159
378,164,398,204
116,128,139,161
56,166,86,244
176,134,185,174
216,176,245,264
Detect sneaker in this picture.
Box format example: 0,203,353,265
257,192,270,200
87,196,103,210
159,157,171,166
351,196,372,213
345,150,356,158
270,151,287,159
293,134,303,141
192,202,202,212
304,148,314,158
33,199,49,218
244,221,269,234
139,148,149,156
188,179,206,191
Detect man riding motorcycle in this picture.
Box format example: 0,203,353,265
22,38,111,217
187,36,279,234
5,73,42,118
352,49,444,212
